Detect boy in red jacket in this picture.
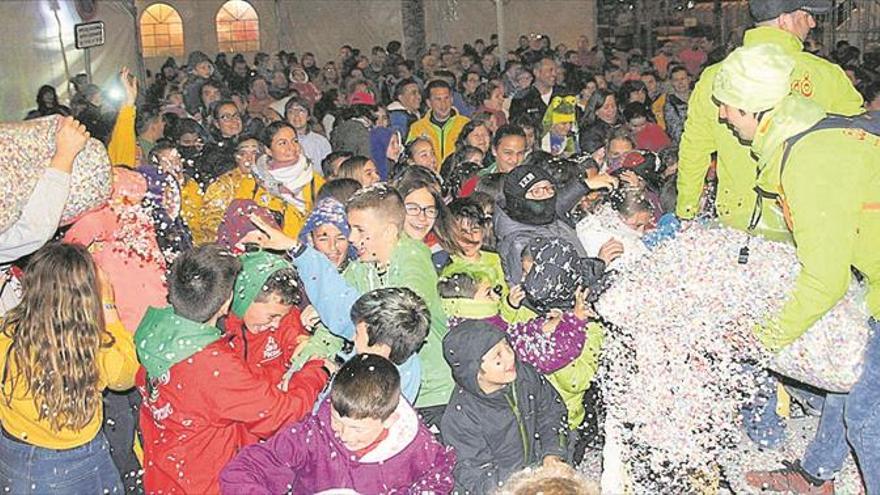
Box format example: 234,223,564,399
135,245,332,494
222,251,312,386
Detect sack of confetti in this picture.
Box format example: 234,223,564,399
770,285,871,393
0,115,111,233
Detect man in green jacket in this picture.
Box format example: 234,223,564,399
676,0,863,241
713,43,880,495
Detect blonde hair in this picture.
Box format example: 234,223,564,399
1,243,112,431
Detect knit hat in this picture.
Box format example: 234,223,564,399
297,198,354,259
503,161,557,225
749,0,831,22
231,251,293,317
713,44,796,113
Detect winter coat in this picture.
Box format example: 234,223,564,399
506,313,588,375
546,321,604,429
407,110,470,166
232,164,323,240
198,167,249,245
494,179,592,286
222,310,309,387
135,307,328,494
440,252,534,324
387,101,419,139
219,399,456,494
290,236,453,408
63,168,168,332
746,96,880,351
676,27,863,240
441,320,569,493
663,92,688,146
508,86,566,124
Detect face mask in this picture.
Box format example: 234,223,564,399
507,195,557,226
178,145,202,160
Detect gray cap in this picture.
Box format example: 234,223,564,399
749,0,832,21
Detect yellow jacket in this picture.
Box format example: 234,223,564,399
198,167,250,244
407,110,470,166
234,172,324,239
0,320,138,449
652,93,667,130
180,177,205,243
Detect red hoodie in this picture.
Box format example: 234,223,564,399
223,307,309,386
137,335,328,494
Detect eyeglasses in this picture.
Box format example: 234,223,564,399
218,112,242,121
405,203,438,219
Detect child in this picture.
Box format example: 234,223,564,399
0,243,138,493
440,270,604,438
350,287,430,403
136,245,331,494
243,183,453,429
219,354,456,494
222,251,312,387
441,320,570,493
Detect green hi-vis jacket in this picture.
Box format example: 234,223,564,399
750,95,880,351
676,27,863,241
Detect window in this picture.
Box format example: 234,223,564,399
216,0,260,53
140,3,184,58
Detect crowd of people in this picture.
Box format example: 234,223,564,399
0,0,878,493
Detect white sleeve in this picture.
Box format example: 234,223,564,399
0,168,71,263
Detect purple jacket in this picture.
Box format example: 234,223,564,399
504,313,588,374
220,399,456,494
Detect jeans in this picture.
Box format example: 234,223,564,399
102,389,143,494
802,318,880,493
741,367,787,449
0,430,123,494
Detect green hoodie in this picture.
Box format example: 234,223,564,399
135,306,222,379
676,26,863,241
749,95,880,351
343,235,453,408
231,251,292,317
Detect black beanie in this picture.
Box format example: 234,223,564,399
503,163,557,226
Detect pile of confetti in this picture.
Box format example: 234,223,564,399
593,224,869,492
0,115,111,232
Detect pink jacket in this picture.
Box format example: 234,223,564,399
64,167,167,332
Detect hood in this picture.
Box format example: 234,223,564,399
713,43,795,114
523,237,588,313
216,198,281,253
315,398,419,464
369,127,396,180
134,306,222,379
186,50,212,70
751,94,826,194
502,163,558,226
231,251,294,317
443,319,509,398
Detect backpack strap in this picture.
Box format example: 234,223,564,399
779,111,880,178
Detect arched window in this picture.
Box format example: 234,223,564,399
216,0,260,53
140,3,184,58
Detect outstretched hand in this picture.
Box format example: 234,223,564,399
120,67,138,106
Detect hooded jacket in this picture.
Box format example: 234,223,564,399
441,320,569,493
747,95,880,351
676,26,863,240
219,399,456,494
222,252,316,386
388,100,420,139
135,306,328,494
494,172,595,286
